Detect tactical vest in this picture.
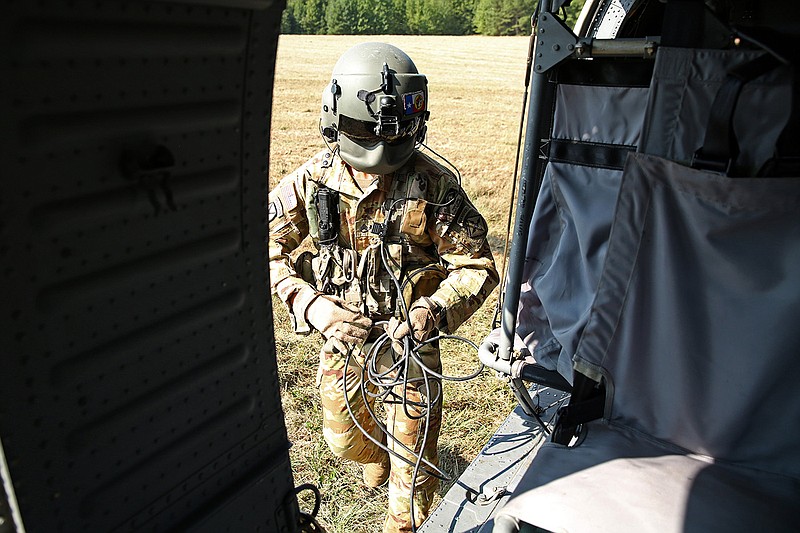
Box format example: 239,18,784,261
295,169,446,319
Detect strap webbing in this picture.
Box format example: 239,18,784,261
550,139,635,171
760,65,800,176
692,54,781,174
551,373,604,445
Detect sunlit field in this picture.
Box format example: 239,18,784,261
269,34,529,532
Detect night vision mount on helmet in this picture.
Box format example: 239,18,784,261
320,42,429,175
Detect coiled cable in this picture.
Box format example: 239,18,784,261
339,183,485,532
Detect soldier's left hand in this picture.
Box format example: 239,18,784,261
386,297,440,352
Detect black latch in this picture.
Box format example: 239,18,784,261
370,222,386,237
120,144,176,215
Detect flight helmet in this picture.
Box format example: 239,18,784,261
320,42,428,175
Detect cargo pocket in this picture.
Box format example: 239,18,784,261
400,199,428,238
294,250,316,285
359,242,401,316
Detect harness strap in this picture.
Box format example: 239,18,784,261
760,64,800,176
692,53,782,174
551,373,605,446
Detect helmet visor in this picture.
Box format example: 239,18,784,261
338,115,422,146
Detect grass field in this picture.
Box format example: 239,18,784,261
269,34,531,532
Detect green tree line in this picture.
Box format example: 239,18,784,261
281,0,585,36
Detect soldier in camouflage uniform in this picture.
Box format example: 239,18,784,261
268,42,498,533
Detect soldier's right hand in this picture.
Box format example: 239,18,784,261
306,293,372,351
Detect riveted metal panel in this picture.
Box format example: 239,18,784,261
0,1,295,531
589,0,637,38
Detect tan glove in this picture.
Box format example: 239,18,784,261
304,292,372,353
386,297,441,352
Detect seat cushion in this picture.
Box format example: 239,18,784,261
496,421,800,533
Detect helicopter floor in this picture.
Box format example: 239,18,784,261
420,387,569,532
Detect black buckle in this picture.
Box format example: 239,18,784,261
691,148,732,175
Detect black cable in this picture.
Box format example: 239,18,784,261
341,201,485,531
324,150,485,532
343,342,444,477
292,483,324,532
409,335,482,382
354,329,477,473
730,25,792,65
346,328,480,532
418,141,462,185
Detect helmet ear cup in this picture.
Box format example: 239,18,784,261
321,123,338,143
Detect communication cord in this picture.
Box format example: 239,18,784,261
341,179,484,533
291,483,324,532
342,324,482,532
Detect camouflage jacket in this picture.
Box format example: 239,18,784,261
269,149,498,335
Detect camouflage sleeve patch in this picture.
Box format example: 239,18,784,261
426,181,498,333
432,188,488,255
268,169,310,298
458,205,489,242
280,182,298,211
268,175,306,236
268,197,283,223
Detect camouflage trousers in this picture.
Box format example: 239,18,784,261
317,334,442,533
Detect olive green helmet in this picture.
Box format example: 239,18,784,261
320,42,428,175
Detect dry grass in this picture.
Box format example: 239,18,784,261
269,35,530,532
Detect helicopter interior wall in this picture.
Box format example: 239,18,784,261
0,1,297,532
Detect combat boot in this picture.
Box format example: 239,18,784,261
362,453,390,488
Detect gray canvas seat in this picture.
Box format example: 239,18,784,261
495,151,800,532
493,47,800,532
487,60,652,386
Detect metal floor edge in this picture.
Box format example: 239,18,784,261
421,387,570,533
